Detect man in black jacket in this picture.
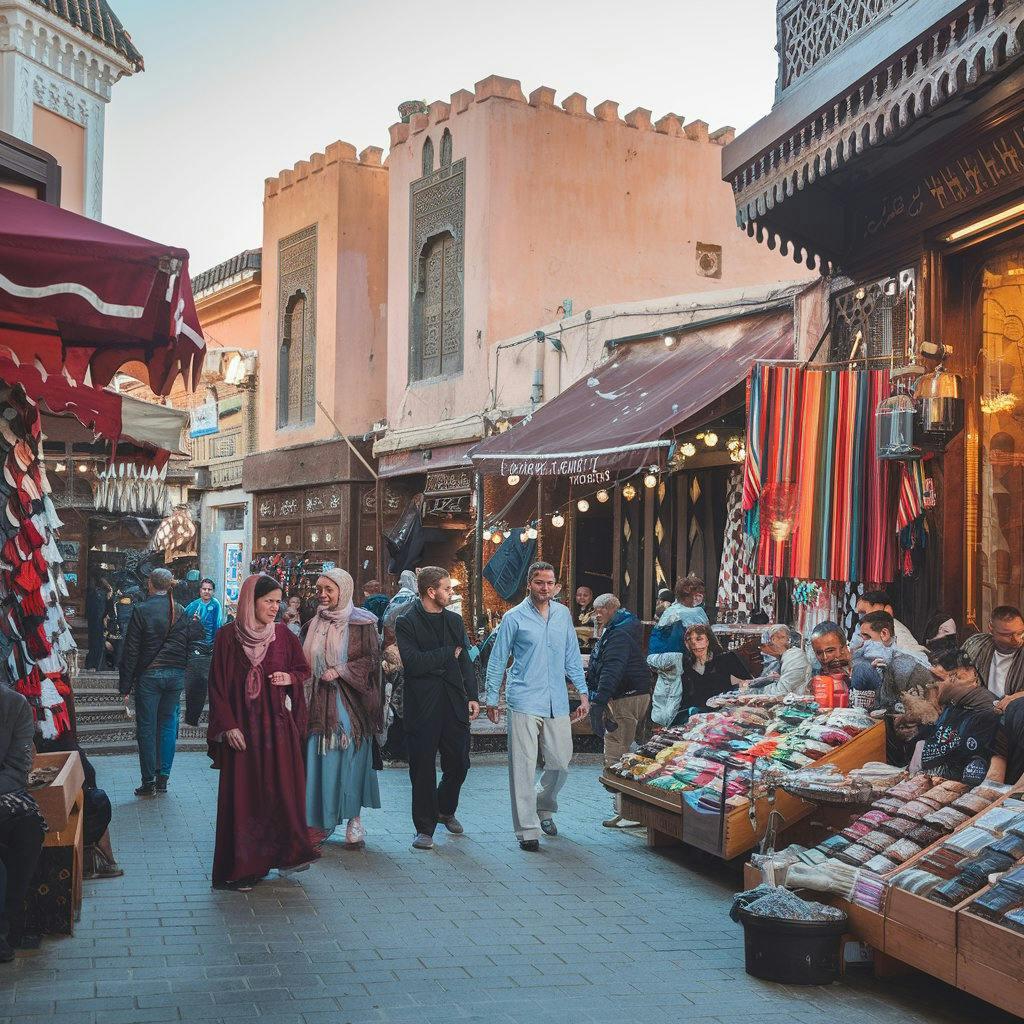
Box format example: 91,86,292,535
587,593,653,827
395,566,479,851
119,568,202,797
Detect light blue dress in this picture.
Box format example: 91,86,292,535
305,691,381,830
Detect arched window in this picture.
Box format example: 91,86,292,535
412,230,461,380
440,129,452,168
422,136,434,177
278,290,313,426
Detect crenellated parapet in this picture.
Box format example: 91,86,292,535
264,138,385,199
385,75,736,153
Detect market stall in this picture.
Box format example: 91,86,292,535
743,771,1024,1016
600,699,885,859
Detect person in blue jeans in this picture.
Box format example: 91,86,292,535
119,568,203,796
183,578,224,726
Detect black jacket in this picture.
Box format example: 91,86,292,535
919,685,999,784
119,593,203,695
586,610,652,705
395,600,478,726
0,685,34,796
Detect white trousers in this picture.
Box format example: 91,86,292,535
507,711,573,841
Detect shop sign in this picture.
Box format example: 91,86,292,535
424,493,472,516
189,397,219,439
858,114,1024,240
495,456,613,485
424,469,472,496
224,542,243,603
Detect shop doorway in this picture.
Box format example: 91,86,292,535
575,508,613,599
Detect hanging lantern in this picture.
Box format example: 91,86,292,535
703,432,718,447
643,472,657,489
875,391,920,460
491,529,503,543
622,483,637,501
681,442,697,458
577,499,590,512
551,512,565,528
915,363,964,451
596,489,610,503
482,528,492,541
761,481,799,543
507,474,520,486
527,526,538,540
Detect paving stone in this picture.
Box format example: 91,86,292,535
7,753,1020,1024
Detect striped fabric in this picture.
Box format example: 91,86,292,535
743,365,897,583
897,460,926,531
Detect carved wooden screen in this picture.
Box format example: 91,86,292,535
409,159,465,382
277,226,317,427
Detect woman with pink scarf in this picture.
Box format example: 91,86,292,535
207,574,316,891
302,569,383,850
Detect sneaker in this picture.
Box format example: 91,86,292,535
540,818,557,837
602,814,623,828
134,782,156,797
438,814,464,835
412,833,434,851
0,938,12,963
519,839,540,852
155,776,168,794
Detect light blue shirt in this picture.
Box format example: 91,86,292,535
485,597,586,717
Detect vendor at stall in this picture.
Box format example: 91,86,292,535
853,611,936,709
987,689,1024,786
747,625,811,696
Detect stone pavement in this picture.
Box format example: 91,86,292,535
2,753,1015,1024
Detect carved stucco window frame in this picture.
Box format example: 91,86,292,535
276,225,317,430
408,158,466,385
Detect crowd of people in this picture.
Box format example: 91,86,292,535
7,556,1024,917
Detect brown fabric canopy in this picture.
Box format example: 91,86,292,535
470,310,793,477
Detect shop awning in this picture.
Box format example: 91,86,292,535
470,310,793,476
0,188,205,395
378,440,476,478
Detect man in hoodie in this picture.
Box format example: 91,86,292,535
587,594,653,827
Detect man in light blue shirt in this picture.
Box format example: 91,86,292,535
485,561,588,850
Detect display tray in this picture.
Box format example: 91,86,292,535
956,910,1024,1010
30,751,84,831
602,721,885,860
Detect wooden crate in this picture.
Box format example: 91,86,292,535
600,721,886,860
30,751,84,831
956,953,1024,1019
24,790,83,936
957,911,1024,996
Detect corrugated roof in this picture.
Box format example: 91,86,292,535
30,1,144,71
192,249,262,296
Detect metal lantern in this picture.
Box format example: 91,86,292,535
915,364,964,451
875,392,920,460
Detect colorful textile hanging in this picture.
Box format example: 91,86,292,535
716,469,776,621
897,460,926,531
743,365,896,583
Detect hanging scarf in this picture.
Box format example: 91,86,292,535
303,569,381,752
234,574,278,700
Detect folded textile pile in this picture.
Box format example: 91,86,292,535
730,884,847,923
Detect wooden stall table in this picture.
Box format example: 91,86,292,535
23,750,85,936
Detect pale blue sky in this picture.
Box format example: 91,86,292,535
103,0,779,272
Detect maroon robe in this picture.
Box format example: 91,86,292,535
207,622,317,886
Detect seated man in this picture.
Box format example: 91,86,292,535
852,589,929,663
988,697,1024,786
962,605,1024,710
587,594,652,828
908,650,999,784
852,611,935,709
0,685,46,960
808,620,852,677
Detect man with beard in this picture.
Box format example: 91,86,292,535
395,567,479,851
963,606,1024,709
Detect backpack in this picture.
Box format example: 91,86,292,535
647,619,685,657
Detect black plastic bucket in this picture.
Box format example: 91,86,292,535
737,907,848,985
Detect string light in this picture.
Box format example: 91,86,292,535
551,512,565,528
507,474,520,486
491,529,503,543
527,525,538,540
703,431,718,447
482,529,492,541
596,489,609,503
664,335,678,348
643,472,658,489
577,499,590,512
622,483,637,501
681,442,697,458
77,463,88,472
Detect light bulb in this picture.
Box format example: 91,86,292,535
644,473,657,489
623,483,637,501
491,530,503,543
527,526,538,540
507,474,520,486
311,532,319,543
577,499,590,512
483,529,492,541
596,489,609,503
520,530,530,543
551,513,565,528
77,463,88,472
703,432,718,447
681,442,697,458
55,462,65,472
664,335,677,348
727,437,740,451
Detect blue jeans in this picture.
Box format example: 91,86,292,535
135,667,184,783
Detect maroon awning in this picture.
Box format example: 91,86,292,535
0,188,205,395
470,310,793,476
378,440,476,478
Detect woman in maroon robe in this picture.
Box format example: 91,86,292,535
207,574,318,890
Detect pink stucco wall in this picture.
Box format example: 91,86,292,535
384,78,815,436
259,144,388,453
